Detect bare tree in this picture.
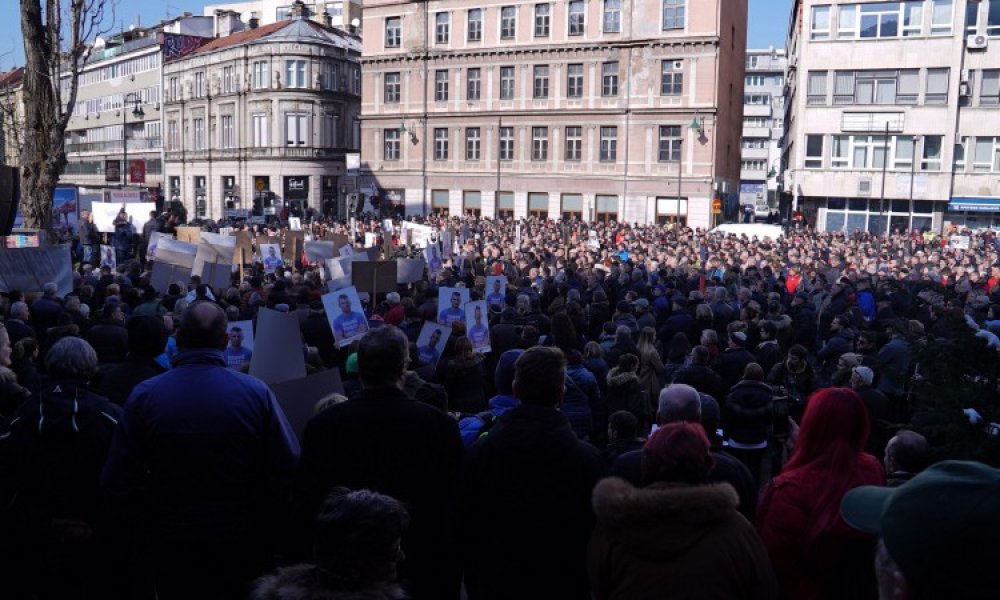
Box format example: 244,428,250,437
19,0,111,236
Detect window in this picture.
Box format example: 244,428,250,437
286,113,308,146
930,0,953,35
746,75,764,86
167,120,179,150
838,4,858,38
811,5,831,40
463,191,482,215
436,12,450,44
535,4,550,36
385,17,401,48
434,128,449,160
658,126,681,162
925,68,949,104
468,8,483,41
384,72,401,103
168,76,179,101
744,94,771,105
742,138,767,149
194,72,206,98
805,135,824,168
322,62,338,90
982,70,1000,105
532,127,549,160
220,114,234,148
252,114,267,147
384,128,400,160
973,137,1000,172
894,136,915,169
222,66,234,94
742,160,767,171
600,126,617,161
807,71,828,104
921,135,942,170
604,0,622,32
252,60,269,89
285,60,306,88
568,0,585,34
565,126,582,160
320,115,337,148
466,127,481,160
661,60,683,95
499,126,514,160
663,0,685,29
954,138,967,171
831,135,849,168
833,69,919,105
567,64,584,98
743,117,767,127
989,0,1000,36
860,3,900,39
435,69,449,102
193,117,205,149
903,1,923,36
602,62,619,97
967,0,980,32
467,68,481,101
533,65,549,99
500,66,515,99
897,70,919,104
501,6,517,39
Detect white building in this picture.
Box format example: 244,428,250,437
785,0,1000,233
204,0,363,31
740,48,786,212
163,6,362,220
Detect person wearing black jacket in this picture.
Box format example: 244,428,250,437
723,363,774,487
672,345,725,402
85,304,129,365
710,331,758,394
99,316,168,406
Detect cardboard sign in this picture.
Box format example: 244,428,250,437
325,256,353,290
402,222,435,248
324,233,350,248
396,258,426,284
231,230,254,265
305,241,337,262
99,245,117,270
176,226,202,244
465,300,491,353
0,245,74,296
193,232,237,278
350,247,380,263
322,286,370,348
284,230,305,262
199,261,232,292
154,237,197,269
91,202,156,233
147,232,173,263
352,260,398,296
249,308,307,385
415,322,451,369
269,369,345,441
150,262,191,294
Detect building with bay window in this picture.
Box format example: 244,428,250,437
740,48,786,212
360,0,748,227
163,3,361,220
784,0,1000,232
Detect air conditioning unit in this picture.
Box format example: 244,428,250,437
959,81,971,97
967,34,988,50
858,178,872,197
673,61,683,70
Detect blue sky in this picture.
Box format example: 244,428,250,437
0,0,792,68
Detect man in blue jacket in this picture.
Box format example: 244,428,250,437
101,301,300,600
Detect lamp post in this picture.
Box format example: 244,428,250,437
122,92,145,187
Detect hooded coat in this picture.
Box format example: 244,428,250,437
605,368,650,429
251,564,408,600
588,478,776,600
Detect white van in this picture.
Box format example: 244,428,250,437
709,223,784,240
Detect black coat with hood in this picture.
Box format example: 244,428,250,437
604,367,649,428
724,380,775,446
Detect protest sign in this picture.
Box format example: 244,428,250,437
284,230,305,262
288,217,302,231
437,287,470,326
305,241,336,263
199,261,232,292
269,369,345,441
424,244,443,277
91,202,156,233
322,286,370,348
339,243,353,257
176,226,202,244
147,232,173,262
249,308,307,385
325,256,353,290
260,244,283,273
350,247,380,262
193,232,237,278
0,245,73,296
402,222,434,248
364,232,377,248
226,321,255,352
231,230,254,265
396,258,426,284
485,275,508,307
950,235,971,250
465,300,491,353
150,262,191,294
99,245,117,270
415,322,450,369
352,260,398,296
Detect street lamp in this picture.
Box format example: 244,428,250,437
122,92,145,187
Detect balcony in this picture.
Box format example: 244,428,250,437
65,137,162,155
743,104,773,118
741,147,770,160
743,126,771,138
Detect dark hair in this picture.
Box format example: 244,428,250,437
357,326,408,386
743,362,765,381
618,353,639,372
513,346,566,407
690,345,710,366
642,422,714,485
609,410,638,440
127,315,167,358
666,332,691,361
549,312,579,352
313,487,410,581
13,337,38,361
453,336,473,360
177,301,228,350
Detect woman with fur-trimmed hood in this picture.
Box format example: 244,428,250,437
588,422,777,600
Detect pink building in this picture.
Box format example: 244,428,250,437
360,0,747,227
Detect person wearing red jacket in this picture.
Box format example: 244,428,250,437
756,387,884,600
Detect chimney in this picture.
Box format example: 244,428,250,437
290,0,307,19
322,11,333,27
249,16,259,29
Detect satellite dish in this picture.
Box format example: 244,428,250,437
351,18,360,28
241,11,253,23
94,36,106,48
129,24,136,31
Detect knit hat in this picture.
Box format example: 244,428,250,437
345,353,359,375
494,349,524,395
386,292,401,305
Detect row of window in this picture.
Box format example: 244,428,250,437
76,86,160,116
165,114,340,150
805,68,949,106
383,60,682,104
810,1,958,41
384,125,684,163
745,74,784,87
801,134,1000,173
429,191,629,218
275,2,344,20
76,53,161,88
386,0,686,48
165,60,359,100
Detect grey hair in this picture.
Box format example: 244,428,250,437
657,383,702,423
43,282,59,296
45,337,99,381
10,301,28,318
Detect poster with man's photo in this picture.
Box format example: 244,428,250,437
260,243,283,273
485,275,507,308
465,300,491,353
100,245,117,270
437,287,469,326
415,321,451,369
322,286,370,348
224,320,255,369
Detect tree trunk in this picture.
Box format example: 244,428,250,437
19,0,65,238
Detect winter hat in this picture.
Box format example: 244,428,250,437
494,349,524,395
345,353,359,375
386,292,401,305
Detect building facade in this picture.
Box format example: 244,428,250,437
785,0,1000,233
740,48,786,210
204,0,364,31
360,0,747,228
0,67,24,167
162,10,362,220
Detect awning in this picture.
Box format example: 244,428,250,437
948,197,1000,213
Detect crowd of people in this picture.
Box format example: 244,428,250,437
1,211,999,600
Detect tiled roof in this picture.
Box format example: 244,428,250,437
0,67,24,87
191,20,291,55
190,18,360,56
